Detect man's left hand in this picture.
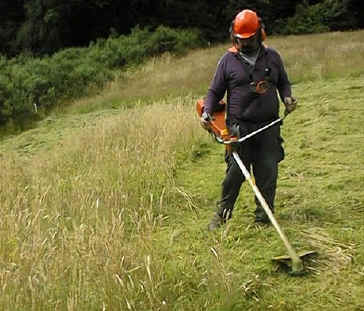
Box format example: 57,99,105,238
284,97,297,116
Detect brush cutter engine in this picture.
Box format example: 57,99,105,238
196,99,283,145
196,99,237,143
196,99,228,139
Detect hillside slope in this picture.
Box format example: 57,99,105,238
0,32,364,310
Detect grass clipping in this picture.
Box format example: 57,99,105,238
301,228,355,275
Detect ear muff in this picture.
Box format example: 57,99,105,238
259,18,266,41
261,28,266,41
229,20,234,35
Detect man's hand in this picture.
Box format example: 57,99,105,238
200,117,210,130
284,97,297,116
200,111,212,130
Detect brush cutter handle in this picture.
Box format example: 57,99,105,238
219,117,285,145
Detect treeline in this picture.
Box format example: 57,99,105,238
1,0,363,57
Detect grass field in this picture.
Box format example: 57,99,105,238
0,31,364,310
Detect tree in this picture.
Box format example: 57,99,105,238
1,0,363,56
0,0,25,56
16,0,66,54
15,0,126,54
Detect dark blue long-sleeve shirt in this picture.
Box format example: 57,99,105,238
204,45,291,125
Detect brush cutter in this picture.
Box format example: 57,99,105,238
196,99,317,275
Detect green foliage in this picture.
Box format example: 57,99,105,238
275,1,329,35
153,26,202,56
0,51,111,129
0,26,202,129
88,25,202,69
16,0,64,55
274,0,356,35
2,0,364,58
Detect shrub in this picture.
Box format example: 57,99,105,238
0,26,203,129
87,25,202,69
275,1,329,35
147,25,202,56
273,0,353,35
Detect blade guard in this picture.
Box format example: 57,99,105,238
196,99,230,141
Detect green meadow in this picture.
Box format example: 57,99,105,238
0,30,364,310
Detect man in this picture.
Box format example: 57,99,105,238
200,9,297,230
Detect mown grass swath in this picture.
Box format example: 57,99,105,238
0,30,364,310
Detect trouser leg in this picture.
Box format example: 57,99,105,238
253,158,278,220
216,149,249,219
251,125,282,221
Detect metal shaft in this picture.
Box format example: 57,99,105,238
216,118,283,145
232,151,303,273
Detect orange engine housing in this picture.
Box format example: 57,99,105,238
196,99,230,141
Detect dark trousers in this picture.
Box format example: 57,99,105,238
216,124,284,219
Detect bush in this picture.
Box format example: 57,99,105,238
273,0,353,35
87,25,202,69
0,26,203,129
146,25,201,56
275,1,329,35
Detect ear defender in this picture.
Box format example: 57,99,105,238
259,18,266,41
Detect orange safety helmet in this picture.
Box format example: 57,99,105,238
232,9,260,39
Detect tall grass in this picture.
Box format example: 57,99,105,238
272,31,364,83
0,97,209,310
0,30,364,310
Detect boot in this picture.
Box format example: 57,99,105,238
254,207,271,224
208,213,225,231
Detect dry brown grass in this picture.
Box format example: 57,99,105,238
0,97,209,309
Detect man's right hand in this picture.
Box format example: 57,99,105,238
200,112,212,130
200,117,210,130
